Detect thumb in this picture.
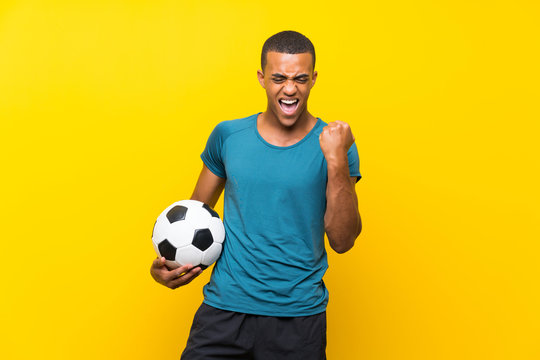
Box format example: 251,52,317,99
153,256,166,268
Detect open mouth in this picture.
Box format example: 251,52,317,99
278,99,299,115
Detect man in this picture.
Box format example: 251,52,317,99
150,30,362,359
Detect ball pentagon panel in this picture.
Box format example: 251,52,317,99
157,239,177,261
192,228,214,251
166,205,188,223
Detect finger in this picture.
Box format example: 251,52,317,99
168,267,202,288
165,264,194,282
152,257,165,268
178,269,202,287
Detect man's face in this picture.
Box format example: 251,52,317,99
257,51,317,127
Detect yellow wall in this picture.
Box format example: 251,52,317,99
1,1,538,359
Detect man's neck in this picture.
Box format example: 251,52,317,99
257,109,318,147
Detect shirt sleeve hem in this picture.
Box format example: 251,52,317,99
350,173,362,183
200,154,226,179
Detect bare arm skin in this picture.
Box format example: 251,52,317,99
150,164,226,289
190,164,226,207
324,170,362,254
320,121,362,253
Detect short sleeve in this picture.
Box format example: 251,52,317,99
347,142,362,183
200,123,227,178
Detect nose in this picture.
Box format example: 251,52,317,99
283,79,296,95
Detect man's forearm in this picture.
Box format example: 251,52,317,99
324,155,361,253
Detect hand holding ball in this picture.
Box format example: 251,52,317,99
152,200,225,270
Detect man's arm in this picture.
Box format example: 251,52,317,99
190,164,226,207
319,121,362,254
324,171,361,254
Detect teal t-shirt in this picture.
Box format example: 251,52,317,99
200,112,361,316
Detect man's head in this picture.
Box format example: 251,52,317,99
261,30,316,72
258,31,318,128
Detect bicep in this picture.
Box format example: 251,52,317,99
190,164,226,208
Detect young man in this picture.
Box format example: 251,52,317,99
150,30,362,359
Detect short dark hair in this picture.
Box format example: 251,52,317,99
261,30,316,72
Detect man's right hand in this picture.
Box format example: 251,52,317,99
150,257,203,289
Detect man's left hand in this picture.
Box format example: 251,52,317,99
319,120,355,162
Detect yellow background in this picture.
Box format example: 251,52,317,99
1,0,539,359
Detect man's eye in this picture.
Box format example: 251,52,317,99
297,79,308,83
272,78,285,83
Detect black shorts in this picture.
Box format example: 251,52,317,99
181,302,327,360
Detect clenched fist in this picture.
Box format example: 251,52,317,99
319,120,355,161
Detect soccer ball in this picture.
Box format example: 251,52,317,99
151,200,225,270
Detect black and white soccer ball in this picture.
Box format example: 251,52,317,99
151,200,225,270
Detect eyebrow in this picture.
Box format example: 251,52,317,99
271,73,309,79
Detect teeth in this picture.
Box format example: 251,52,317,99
281,99,298,104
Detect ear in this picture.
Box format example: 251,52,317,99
311,70,318,87
257,70,266,89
